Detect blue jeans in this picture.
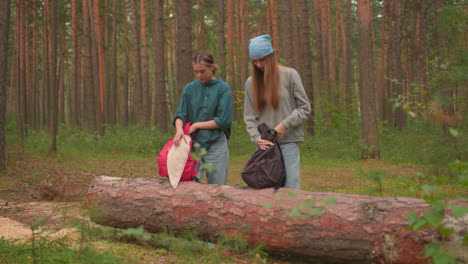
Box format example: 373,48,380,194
195,134,229,184
279,142,301,189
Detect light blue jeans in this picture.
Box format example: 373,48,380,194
279,142,301,189
195,134,229,184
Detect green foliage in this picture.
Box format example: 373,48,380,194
423,243,458,264
7,124,173,159
217,232,248,253
119,226,270,263
358,169,388,196
0,237,129,264
379,121,466,165
406,162,468,264
286,199,325,219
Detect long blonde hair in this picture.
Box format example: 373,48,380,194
251,53,280,112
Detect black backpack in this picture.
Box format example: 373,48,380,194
241,123,286,189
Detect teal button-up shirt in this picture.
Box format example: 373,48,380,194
173,78,233,149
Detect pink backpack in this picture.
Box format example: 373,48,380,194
157,122,199,181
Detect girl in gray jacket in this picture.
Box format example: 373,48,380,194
244,35,311,189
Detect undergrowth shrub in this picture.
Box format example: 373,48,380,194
5,116,465,168
380,120,466,165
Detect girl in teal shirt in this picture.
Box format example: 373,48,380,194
173,51,233,184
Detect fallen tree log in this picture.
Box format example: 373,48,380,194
86,176,466,264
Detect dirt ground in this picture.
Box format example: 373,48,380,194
0,149,323,263
1,148,464,263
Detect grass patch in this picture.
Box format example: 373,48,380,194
0,237,131,264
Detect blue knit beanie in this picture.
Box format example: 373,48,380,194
248,34,275,60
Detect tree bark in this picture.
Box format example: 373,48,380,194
269,0,279,56
89,0,103,135
344,0,353,115
16,0,26,142
130,0,143,125
46,0,58,153
175,0,193,96
0,0,11,171
320,1,332,100
153,0,168,132
30,1,39,129
139,0,151,127
216,0,226,81
299,0,314,135
357,0,380,159
313,0,324,112
107,0,118,125
290,0,300,69
195,0,206,51
41,2,50,129
86,176,462,264
226,0,234,88
120,16,130,127
93,0,106,127
279,0,292,64
71,0,81,127
386,0,405,130
82,0,97,132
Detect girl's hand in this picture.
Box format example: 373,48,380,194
274,123,287,139
189,123,198,135
257,139,274,150
173,130,185,146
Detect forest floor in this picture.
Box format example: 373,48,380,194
0,146,466,263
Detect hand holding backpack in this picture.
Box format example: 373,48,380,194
241,123,286,189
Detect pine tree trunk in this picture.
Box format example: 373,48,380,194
16,0,26,142
139,0,151,127
323,1,335,104
46,0,58,153
413,0,428,104
88,0,103,134
71,0,80,127
87,176,461,264
107,0,118,125
300,0,315,135
226,0,234,87
195,0,205,51
217,0,226,81
344,0,353,115
0,0,11,171
279,1,292,64
120,17,130,127
388,0,405,130
82,0,97,132
130,0,143,125
175,0,193,96
313,0,324,111
41,3,50,129
31,1,39,129
337,0,346,111
267,0,279,56
90,0,104,134
290,0,300,69
57,36,67,124
167,0,177,112
357,0,380,159
153,0,168,132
